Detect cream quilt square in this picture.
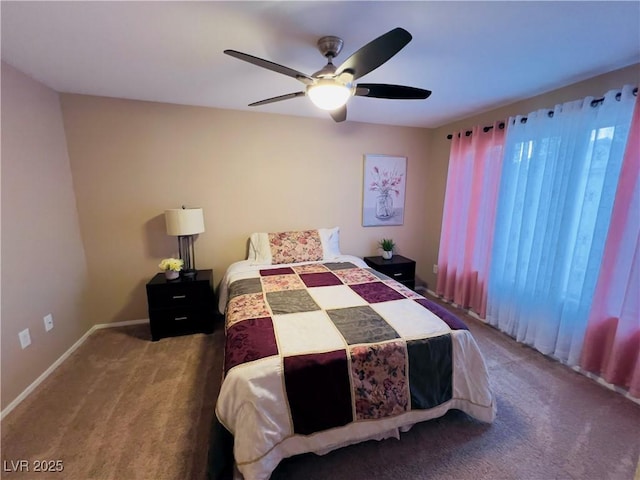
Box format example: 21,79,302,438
272,311,346,356
307,285,368,310
371,299,450,339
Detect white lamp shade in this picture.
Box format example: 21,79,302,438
165,208,205,236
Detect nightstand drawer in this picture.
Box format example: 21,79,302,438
149,307,212,340
386,268,413,282
150,307,207,324
147,282,210,309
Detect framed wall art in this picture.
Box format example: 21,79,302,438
362,154,407,227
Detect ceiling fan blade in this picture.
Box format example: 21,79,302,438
224,50,314,85
249,91,306,107
335,27,412,81
355,83,432,100
330,105,347,123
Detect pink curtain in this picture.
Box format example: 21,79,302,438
436,122,505,317
580,96,640,398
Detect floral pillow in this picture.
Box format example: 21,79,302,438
268,230,324,265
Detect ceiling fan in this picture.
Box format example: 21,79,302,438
224,27,432,123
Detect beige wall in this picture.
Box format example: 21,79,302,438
1,62,90,410
60,96,433,326
58,63,640,331
424,63,640,289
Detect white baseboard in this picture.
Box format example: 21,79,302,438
415,286,440,299
571,365,640,406
93,318,148,330
1,319,149,421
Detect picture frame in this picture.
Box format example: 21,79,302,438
362,154,407,227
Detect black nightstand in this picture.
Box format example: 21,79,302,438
146,269,215,341
364,255,416,290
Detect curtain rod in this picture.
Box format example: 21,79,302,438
446,86,638,139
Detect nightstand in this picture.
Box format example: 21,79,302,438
146,269,215,341
364,255,416,290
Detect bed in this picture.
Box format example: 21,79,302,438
214,229,496,479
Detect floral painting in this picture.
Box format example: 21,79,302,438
363,154,407,226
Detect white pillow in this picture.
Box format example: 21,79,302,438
247,232,272,264
247,227,342,264
319,227,342,260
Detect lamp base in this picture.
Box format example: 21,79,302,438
181,269,197,279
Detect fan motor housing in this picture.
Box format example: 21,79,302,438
317,36,344,59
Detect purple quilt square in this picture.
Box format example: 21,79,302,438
415,298,469,330
284,350,353,435
299,272,342,288
350,282,405,303
260,267,295,276
224,317,278,375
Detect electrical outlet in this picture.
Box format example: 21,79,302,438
433,264,439,274
19,329,31,349
44,313,54,332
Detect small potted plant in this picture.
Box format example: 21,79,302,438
159,257,183,280
378,238,396,260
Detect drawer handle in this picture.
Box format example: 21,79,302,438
172,295,187,299
393,273,403,277
174,316,188,321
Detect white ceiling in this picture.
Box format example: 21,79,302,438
2,1,639,128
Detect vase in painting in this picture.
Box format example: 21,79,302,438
375,192,394,219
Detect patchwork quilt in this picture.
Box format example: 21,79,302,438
216,256,495,480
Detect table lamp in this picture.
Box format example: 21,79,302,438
164,207,205,279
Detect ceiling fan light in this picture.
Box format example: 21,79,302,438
307,82,352,110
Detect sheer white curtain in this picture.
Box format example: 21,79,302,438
487,85,636,365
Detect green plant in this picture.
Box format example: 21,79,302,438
378,238,396,252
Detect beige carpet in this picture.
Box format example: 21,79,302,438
2,300,639,480
1,326,223,480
